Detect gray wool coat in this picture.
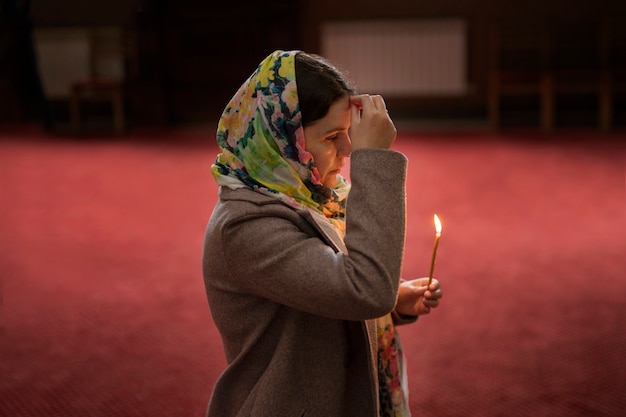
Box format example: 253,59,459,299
202,149,412,417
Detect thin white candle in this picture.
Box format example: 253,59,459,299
427,214,442,289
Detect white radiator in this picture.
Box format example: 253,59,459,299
33,27,124,99
321,19,467,96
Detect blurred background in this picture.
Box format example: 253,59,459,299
1,0,626,133
2,2,626,417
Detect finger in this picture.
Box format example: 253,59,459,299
355,94,375,112
414,277,438,289
410,282,428,295
350,94,371,107
427,279,441,292
425,288,443,300
371,94,387,112
350,95,363,108
423,298,439,308
350,101,362,124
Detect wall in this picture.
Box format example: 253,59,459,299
300,0,626,123
6,0,626,127
30,0,138,26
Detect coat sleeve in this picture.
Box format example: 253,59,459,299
217,149,408,321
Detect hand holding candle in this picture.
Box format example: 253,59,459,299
427,214,442,289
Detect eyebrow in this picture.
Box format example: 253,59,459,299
322,126,348,135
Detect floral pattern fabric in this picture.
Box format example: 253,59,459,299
210,49,410,417
377,314,411,417
211,49,349,233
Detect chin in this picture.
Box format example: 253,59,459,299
322,175,337,188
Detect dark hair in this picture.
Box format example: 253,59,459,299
295,52,357,127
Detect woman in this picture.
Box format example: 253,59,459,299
202,50,442,417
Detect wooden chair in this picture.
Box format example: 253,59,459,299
69,27,134,135
488,21,553,131
550,20,609,131
602,16,626,130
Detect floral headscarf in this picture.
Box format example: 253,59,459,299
211,50,350,233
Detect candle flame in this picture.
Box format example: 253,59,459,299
434,214,442,236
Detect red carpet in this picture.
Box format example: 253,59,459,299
1,125,625,416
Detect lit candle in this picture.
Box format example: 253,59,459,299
427,214,442,289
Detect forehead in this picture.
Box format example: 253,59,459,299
317,97,351,131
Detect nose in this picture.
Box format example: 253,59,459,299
336,135,352,157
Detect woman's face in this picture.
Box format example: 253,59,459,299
303,96,352,188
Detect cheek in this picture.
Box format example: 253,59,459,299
306,141,329,162
317,146,337,169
